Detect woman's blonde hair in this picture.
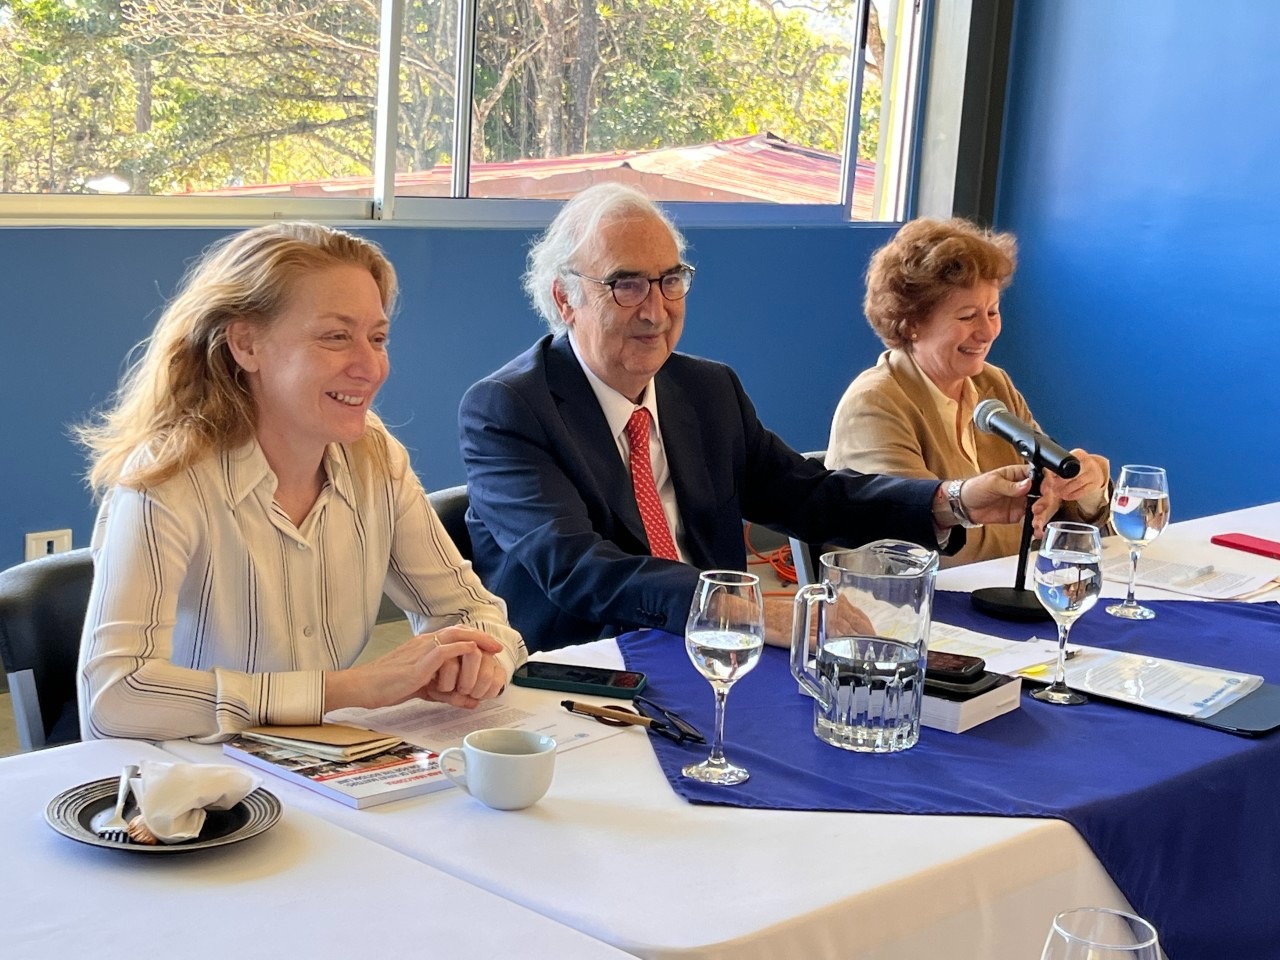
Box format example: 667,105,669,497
863,217,1017,349
78,222,398,493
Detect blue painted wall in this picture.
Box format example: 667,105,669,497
12,0,1272,567
994,0,1278,521
2,222,895,567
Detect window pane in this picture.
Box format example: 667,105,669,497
391,0,458,199
0,1,380,197
865,0,925,221
463,0,917,215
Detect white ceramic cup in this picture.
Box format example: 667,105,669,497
437,728,556,810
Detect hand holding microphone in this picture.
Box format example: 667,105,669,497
973,399,1080,478
972,400,1110,534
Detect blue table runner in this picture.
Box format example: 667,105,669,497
618,593,1280,960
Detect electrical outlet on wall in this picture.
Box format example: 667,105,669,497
25,529,73,562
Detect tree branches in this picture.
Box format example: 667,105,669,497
3,0,879,194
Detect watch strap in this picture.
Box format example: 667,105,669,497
946,479,981,528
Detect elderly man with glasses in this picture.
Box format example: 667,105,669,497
459,183,1032,652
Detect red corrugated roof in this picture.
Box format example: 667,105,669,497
187,133,875,215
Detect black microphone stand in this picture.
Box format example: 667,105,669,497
970,455,1052,622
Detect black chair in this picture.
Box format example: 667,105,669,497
0,548,93,751
789,450,829,585
428,484,472,561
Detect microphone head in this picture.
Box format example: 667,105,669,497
973,399,1007,434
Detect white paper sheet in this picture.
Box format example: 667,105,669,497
933,621,1261,719
1102,545,1279,600
930,622,1061,676
1033,643,1264,718
325,697,625,752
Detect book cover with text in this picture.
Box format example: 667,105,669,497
223,738,451,808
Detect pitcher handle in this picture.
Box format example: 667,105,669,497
791,582,835,709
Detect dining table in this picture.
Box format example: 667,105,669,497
5,737,635,958
150,501,1280,958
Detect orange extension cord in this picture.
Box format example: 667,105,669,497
743,522,798,591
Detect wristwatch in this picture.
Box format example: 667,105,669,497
945,479,981,529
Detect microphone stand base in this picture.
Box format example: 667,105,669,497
971,587,1052,622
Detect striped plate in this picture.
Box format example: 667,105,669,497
45,777,281,853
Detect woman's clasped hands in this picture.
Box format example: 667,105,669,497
325,626,507,713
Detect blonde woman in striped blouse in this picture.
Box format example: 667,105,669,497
77,223,525,742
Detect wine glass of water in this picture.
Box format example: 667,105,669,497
1041,907,1161,960
1106,465,1170,620
683,570,765,785
1032,522,1103,706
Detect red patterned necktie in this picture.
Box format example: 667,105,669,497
625,408,679,561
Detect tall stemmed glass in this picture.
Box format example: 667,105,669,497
1106,465,1170,620
1032,522,1103,706
682,571,765,785
1041,907,1161,960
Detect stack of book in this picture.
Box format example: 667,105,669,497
238,724,402,761
922,674,1022,734
223,723,451,808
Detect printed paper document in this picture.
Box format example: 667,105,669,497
326,698,624,752
1102,545,1278,600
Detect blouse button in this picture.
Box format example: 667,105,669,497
303,625,314,638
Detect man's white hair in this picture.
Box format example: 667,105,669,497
523,183,688,333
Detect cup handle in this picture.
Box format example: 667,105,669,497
437,746,469,794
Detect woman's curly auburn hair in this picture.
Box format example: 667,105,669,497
863,218,1017,349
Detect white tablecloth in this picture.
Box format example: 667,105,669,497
938,501,1280,599
167,674,1127,959
5,738,631,958
160,504,1280,959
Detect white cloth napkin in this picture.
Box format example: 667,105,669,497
130,760,262,843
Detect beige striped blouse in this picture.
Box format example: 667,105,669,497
78,433,524,742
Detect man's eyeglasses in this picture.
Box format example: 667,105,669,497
571,265,695,308
561,695,706,745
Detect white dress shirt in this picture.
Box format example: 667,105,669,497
78,430,525,742
568,334,688,561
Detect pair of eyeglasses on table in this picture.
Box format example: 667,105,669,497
560,696,706,744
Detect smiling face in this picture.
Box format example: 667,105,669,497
909,280,1002,400
554,212,685,402
228,263,390,472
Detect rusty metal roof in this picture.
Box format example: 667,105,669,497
188,132,875,215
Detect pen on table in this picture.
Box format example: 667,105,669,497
1021,649,1078,677
561,699,657,729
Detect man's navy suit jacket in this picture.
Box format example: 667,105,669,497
459,334,950,651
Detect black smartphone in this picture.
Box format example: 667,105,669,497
511,662,648,698
925,651,986,683
924,651,997,698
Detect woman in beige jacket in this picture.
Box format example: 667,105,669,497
827,218,1111,566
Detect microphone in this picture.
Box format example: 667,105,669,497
973,399,1081,479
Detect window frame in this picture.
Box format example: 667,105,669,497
0,0,938,229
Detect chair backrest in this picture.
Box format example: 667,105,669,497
0,548,93,751
428,484,472,561
789,451,828,585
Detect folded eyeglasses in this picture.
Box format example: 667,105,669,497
561,695,706,745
